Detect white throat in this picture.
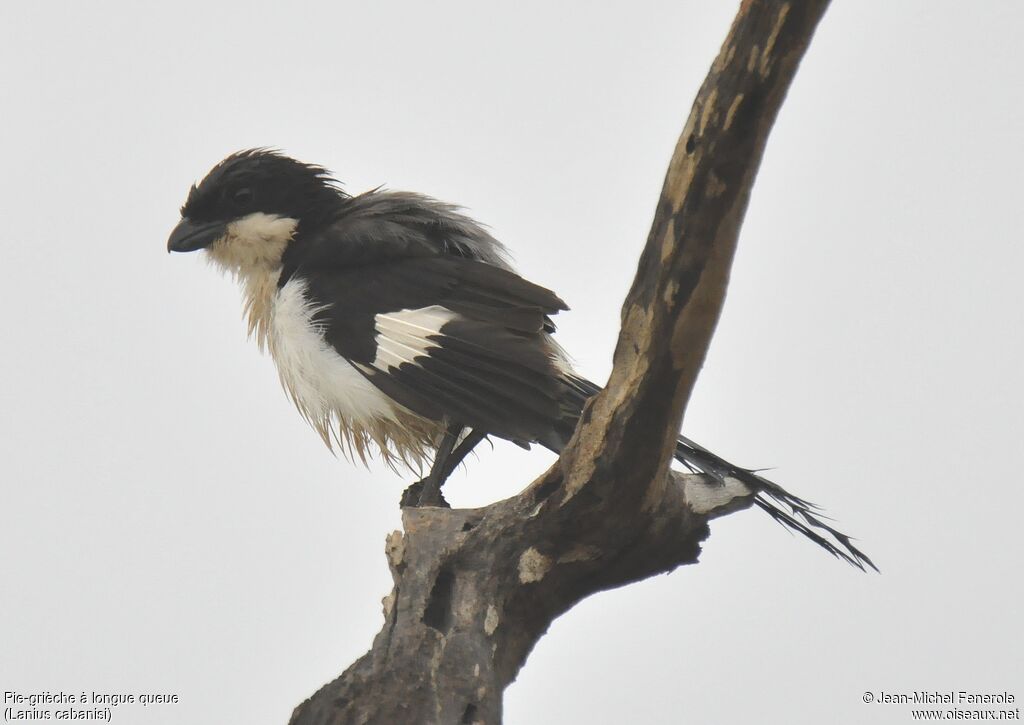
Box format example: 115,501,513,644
204,212,299,348
205,212,298,275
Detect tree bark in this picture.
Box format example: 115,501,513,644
290,2,831,723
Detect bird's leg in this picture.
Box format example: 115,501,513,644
405,425,462,508
400,427,488,508
440,429,486,480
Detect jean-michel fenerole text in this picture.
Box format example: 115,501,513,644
876,691,1015,705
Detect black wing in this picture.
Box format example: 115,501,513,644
299,253,573,448
279,189,511,284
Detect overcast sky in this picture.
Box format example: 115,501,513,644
2,1,1022,723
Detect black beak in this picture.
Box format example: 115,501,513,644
167,218,226,253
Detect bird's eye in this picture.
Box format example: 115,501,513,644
232,187,255,207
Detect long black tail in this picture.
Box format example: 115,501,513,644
674,435,876,571
562,375,876,572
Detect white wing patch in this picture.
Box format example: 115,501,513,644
372,306,458,372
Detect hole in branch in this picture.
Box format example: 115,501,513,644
685,134,696,154
422,563,455,633
461,703,478,723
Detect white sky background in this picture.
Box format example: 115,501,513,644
2,1,1022,723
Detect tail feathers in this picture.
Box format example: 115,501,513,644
675,435,877,572
752,495,877,572
560,375,875,571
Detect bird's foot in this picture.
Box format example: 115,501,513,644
400,479,450,509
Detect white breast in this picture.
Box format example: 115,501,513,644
269,278,400,438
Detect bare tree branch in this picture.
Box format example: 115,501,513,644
289,2,831,723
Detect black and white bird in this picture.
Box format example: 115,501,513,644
168,149,874,571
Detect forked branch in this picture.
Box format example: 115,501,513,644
290,2,832,723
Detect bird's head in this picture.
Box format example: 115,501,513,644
167,149,345,272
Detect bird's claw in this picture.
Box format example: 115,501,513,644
400,479,450,509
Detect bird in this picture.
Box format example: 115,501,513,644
167,149,875,571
